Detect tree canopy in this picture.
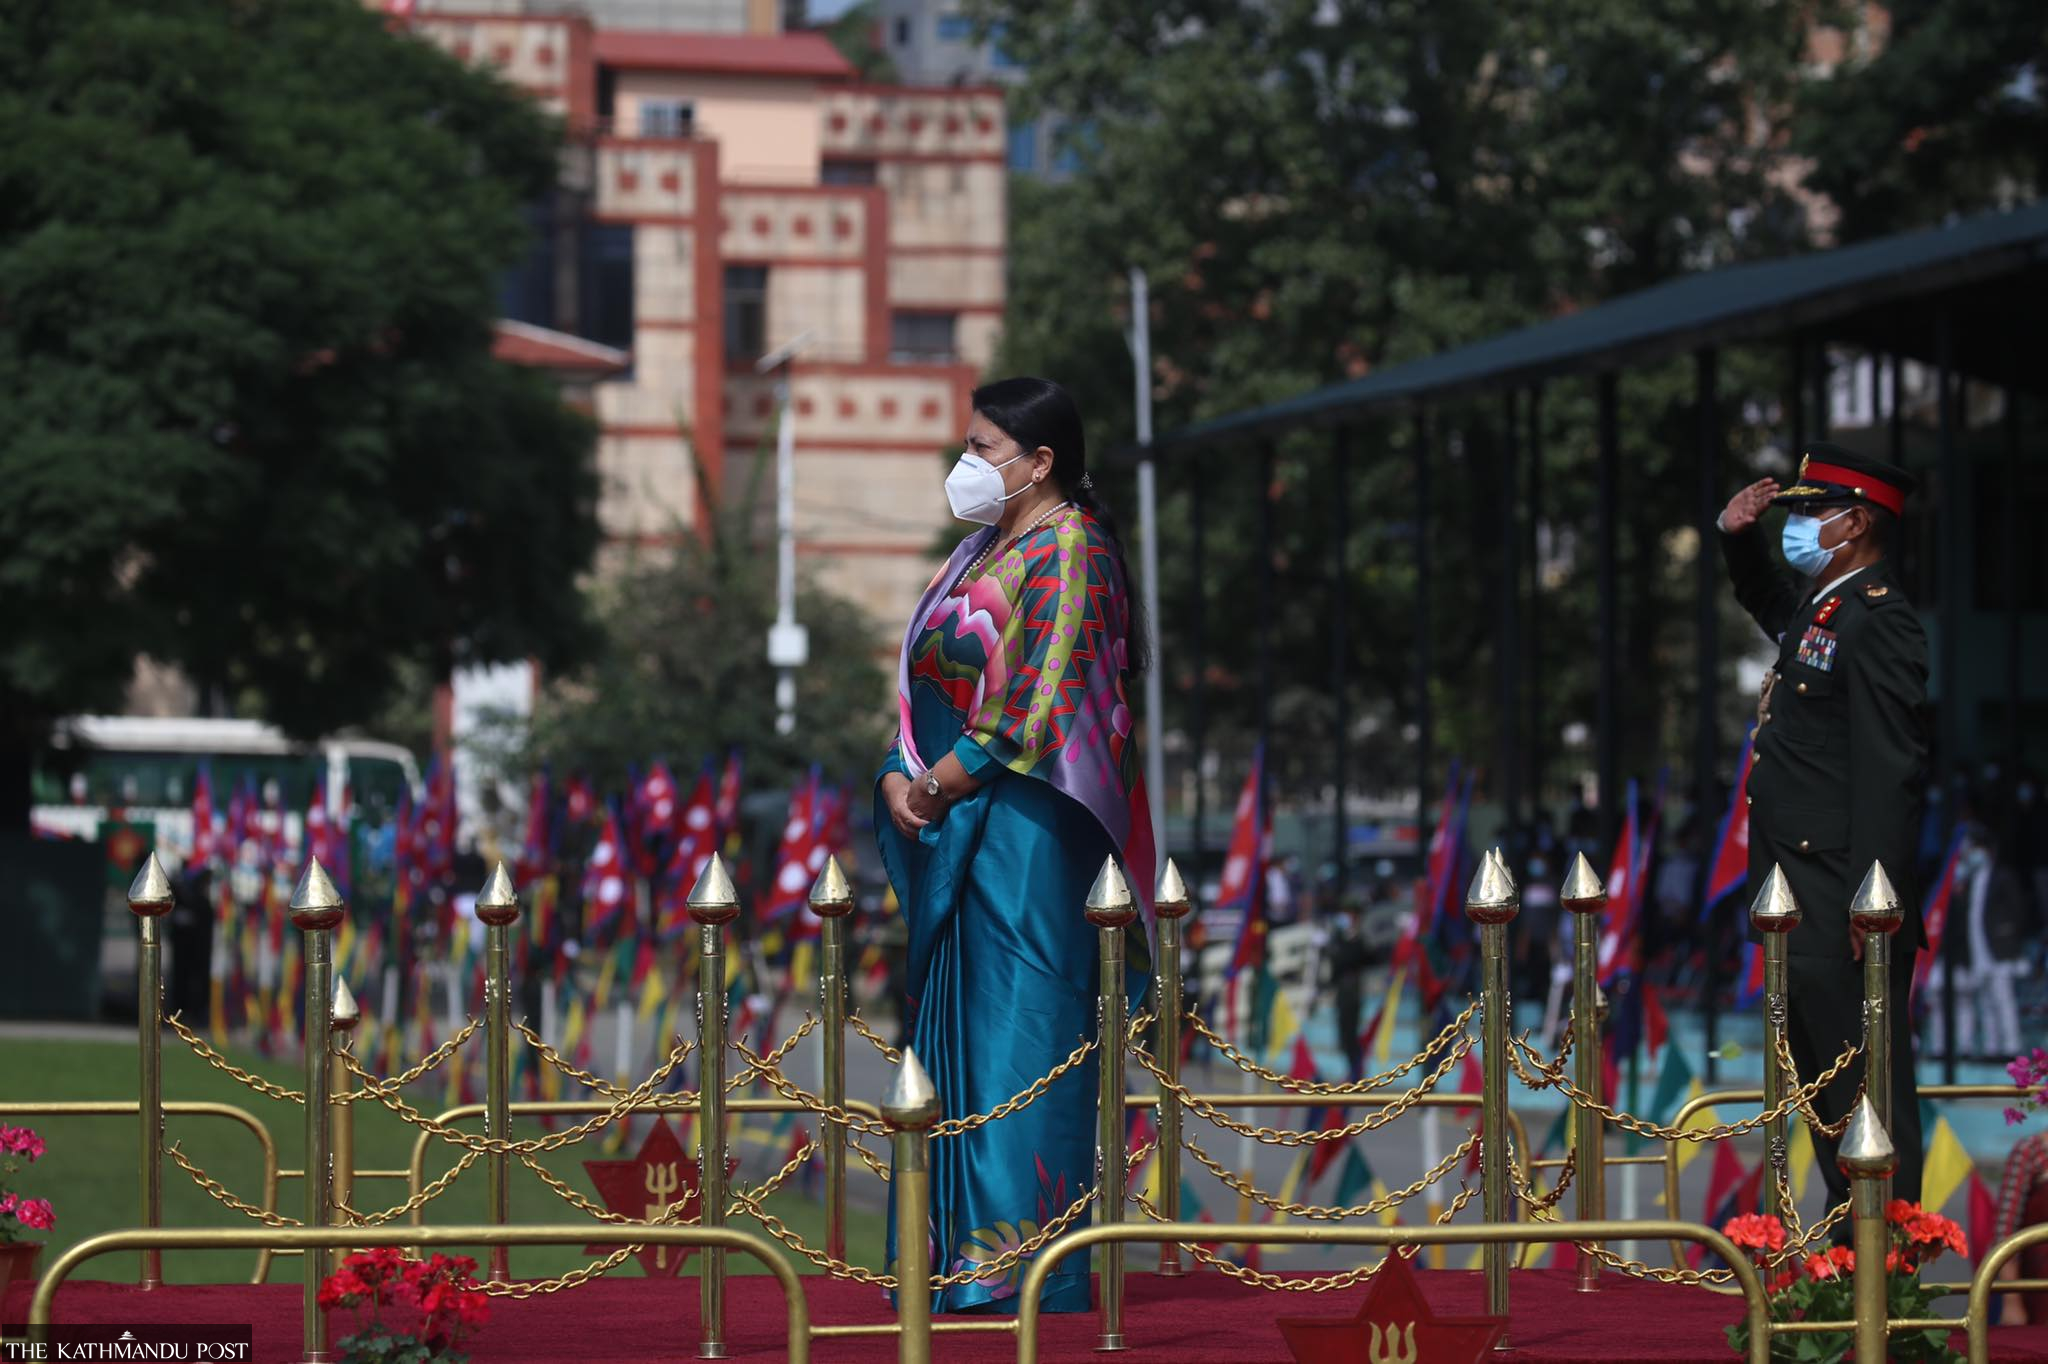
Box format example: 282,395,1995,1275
975,0,1821,818
0,0,600,824
505,456,892,797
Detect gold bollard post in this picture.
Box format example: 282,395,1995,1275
127,855,175,1291
474,863,520,1283
1085,858,1136,1352
1466,847,1519,1345
1849,862,1902,1191
329,978,361,1284
1558,852,1607,1292
289,859,346,1364
1839,1095,1896,1364
883,1048,941,1364
809,856,855,1266
1750,867,1801,1225
1151,860,1193,1278
687,854,741,1361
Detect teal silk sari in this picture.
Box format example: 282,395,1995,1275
875,506,1154,1315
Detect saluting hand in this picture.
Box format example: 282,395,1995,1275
1720,478,1780,534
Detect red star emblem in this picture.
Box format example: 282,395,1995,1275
580,1118,734,1277
1275,1250,1506,1364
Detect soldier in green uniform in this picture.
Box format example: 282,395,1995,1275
1718,442,1927,1214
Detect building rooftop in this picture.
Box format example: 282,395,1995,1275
492,320,632,375
592,29,855,79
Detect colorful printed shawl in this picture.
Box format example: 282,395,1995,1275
895,506,1154,921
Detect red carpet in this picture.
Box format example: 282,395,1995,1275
9,1270,2047,1361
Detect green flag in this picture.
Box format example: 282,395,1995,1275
1334,1148,1375,1208
1648,1043,1695,1126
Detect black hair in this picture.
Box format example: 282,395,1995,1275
970,376,1151,678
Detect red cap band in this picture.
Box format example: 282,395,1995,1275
1802,460,1905,515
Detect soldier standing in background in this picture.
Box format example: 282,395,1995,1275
1718,442,1929,1213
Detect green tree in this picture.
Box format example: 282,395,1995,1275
1797,0,2048,240
508,455,892,797
0,0,601,828
819,2,899,83
978,0,1815,819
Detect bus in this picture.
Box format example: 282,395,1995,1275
31,716,421,865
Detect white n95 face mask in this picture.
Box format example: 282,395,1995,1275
944,451,1027,525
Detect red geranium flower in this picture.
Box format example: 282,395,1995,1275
1805,1246,1855,1281
1723,1213,1788,1253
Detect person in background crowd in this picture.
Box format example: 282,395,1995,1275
1993,1131,2048,1325
1924,824,2032,1059
1517,843,1560,1007
1324,902,1371,1080
168,861,216,1020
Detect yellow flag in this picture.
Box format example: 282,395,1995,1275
1789,1123,1814,1203
1266,989,1302,1067
1922,1116,1973,1214
790,941,816,992
1372,972,1405,1064
1373,1180,1398,1228
1673,1082,1715,1176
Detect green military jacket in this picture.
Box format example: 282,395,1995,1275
1721,526,1929,958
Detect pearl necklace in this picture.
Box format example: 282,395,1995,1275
958,499,1070,585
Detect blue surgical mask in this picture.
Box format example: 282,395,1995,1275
1780,509,1851,577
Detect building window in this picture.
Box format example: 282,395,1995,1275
936,14,974,41
725,265,769,362
891,312,957,364
640,99,694,140
580,223,634,351
821,158,878,186
498,199,557,330
1006,120,1037,173
893,17,910,46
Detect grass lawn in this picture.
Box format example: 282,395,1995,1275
0,1033,887,1285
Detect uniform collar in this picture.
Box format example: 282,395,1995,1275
1811,563,1875,605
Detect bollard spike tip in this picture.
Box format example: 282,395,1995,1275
475,862,521,926
808,855,855,918
1154,859,1194,919
686,852,741,926
1748,865,1803,933
127,852,176,918
331,977,362,1031
881,1047,941,1130
1836,1095,1897,1178
1464,847,1520,925
1848,861,1904,934
289,858,346,930
1559,852,1606,915
1084,856,1137,927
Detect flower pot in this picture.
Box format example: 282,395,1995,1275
0,1242,43,1308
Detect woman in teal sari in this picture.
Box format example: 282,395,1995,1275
875,377,1154,1315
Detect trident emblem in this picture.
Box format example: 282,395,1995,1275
644,1161,680,1268
1368,1321,1418,1364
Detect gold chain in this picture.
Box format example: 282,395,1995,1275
1128,1182,1478,1291
1772,1024,1859,1139
343,1018,482,1101
728,1015,818,1094
1511,1030,1861,1142
164,1013,304,1103
728,1036,891,1135
516,1022,691,1098
343,1032,695,1154
849,1136,893,1183
1504,1140,1576,1213
848,1012,902,1064
1186,999,1480,1097
932,1036,1096,1138
1505,1019,1576,1091
464,1143,819,1300
1128,1028,1470,1147
1181,1128,1480,1221
339,1151,483,1226
164,1141,301,1227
